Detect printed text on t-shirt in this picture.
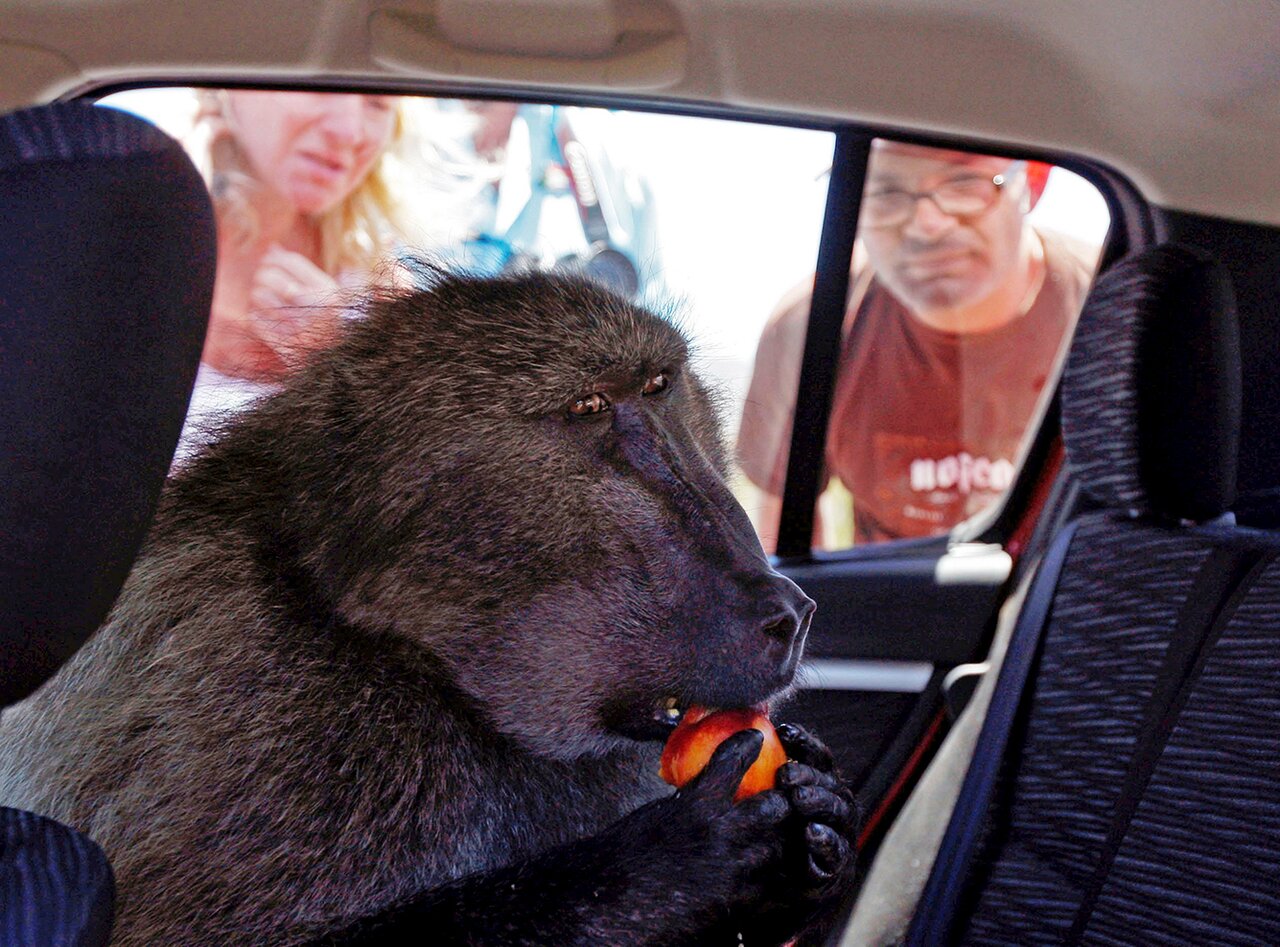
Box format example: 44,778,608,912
909,452,1014,495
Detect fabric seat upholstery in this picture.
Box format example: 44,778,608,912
955,522,1279,945
0,100,215,946
907,243,1280,945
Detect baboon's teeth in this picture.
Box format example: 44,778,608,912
655,697,685,726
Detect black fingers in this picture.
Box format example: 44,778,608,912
684,729,764,802
804,822,851,883
787,783,856,834
774,753,858,892
775,722,835,772
776,760,843,793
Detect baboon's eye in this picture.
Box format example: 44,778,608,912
569,392,612,417
642,372,669,396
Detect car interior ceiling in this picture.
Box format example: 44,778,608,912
3,65,1280,945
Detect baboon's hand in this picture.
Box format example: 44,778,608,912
776,722,856,892
302,735,784,947
724,723,857,946
310,731,849,947
605,727,855,946
618,730,792,910
776,722,836,773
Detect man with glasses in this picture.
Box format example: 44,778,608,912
737,140,1096,548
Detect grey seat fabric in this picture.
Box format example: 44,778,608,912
903,243,1280,946
0,101,215,946
0,807,117,945
1072,556,1280,943
954,521,1278,945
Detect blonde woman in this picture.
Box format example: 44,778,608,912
178,89,407,461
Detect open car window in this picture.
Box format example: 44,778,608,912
98,90,1108,555
736,139,1111,553
98,87,834,472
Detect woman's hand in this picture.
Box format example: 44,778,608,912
248,244,344,365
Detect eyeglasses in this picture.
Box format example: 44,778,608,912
859,162,1024,229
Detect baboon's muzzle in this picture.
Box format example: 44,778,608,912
611,402,816,692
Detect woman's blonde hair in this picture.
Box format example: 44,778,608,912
191,89,410,275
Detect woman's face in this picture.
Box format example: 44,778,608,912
225,91,397,215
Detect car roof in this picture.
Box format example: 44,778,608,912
1,0,1277,226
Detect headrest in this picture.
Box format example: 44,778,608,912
0,102,215,706
1062,243,1240,521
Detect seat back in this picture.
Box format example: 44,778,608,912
0,101,215,706
909,244,1280,945
0,100,215,946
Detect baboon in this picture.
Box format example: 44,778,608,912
0,271,855,945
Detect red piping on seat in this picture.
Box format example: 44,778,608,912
858,709,946,850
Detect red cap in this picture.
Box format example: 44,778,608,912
1025,161,1052,208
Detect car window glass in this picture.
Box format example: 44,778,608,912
735,138,1110,552
95,92,1108,555
96,88,834,470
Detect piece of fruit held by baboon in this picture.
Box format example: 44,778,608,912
660,706,788,801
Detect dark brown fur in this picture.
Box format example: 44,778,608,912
0,271,850,945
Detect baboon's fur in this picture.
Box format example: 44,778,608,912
0,272,830,945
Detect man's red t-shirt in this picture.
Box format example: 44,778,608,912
736,232,1094,544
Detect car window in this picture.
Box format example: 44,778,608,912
97,91,1108,555
97,88,834,469
735,139,1110,552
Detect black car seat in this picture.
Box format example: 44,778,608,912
0,100,215,944
904,243,1280,945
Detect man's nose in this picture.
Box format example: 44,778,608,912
903,193,960,240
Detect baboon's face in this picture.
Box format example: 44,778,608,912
311,273,814,759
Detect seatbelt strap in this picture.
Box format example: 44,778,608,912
905,519,1081,947
1065,545,1276,943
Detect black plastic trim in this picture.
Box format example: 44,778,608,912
1155,208,1280,498
781,557,1007,664
776,131,870,559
